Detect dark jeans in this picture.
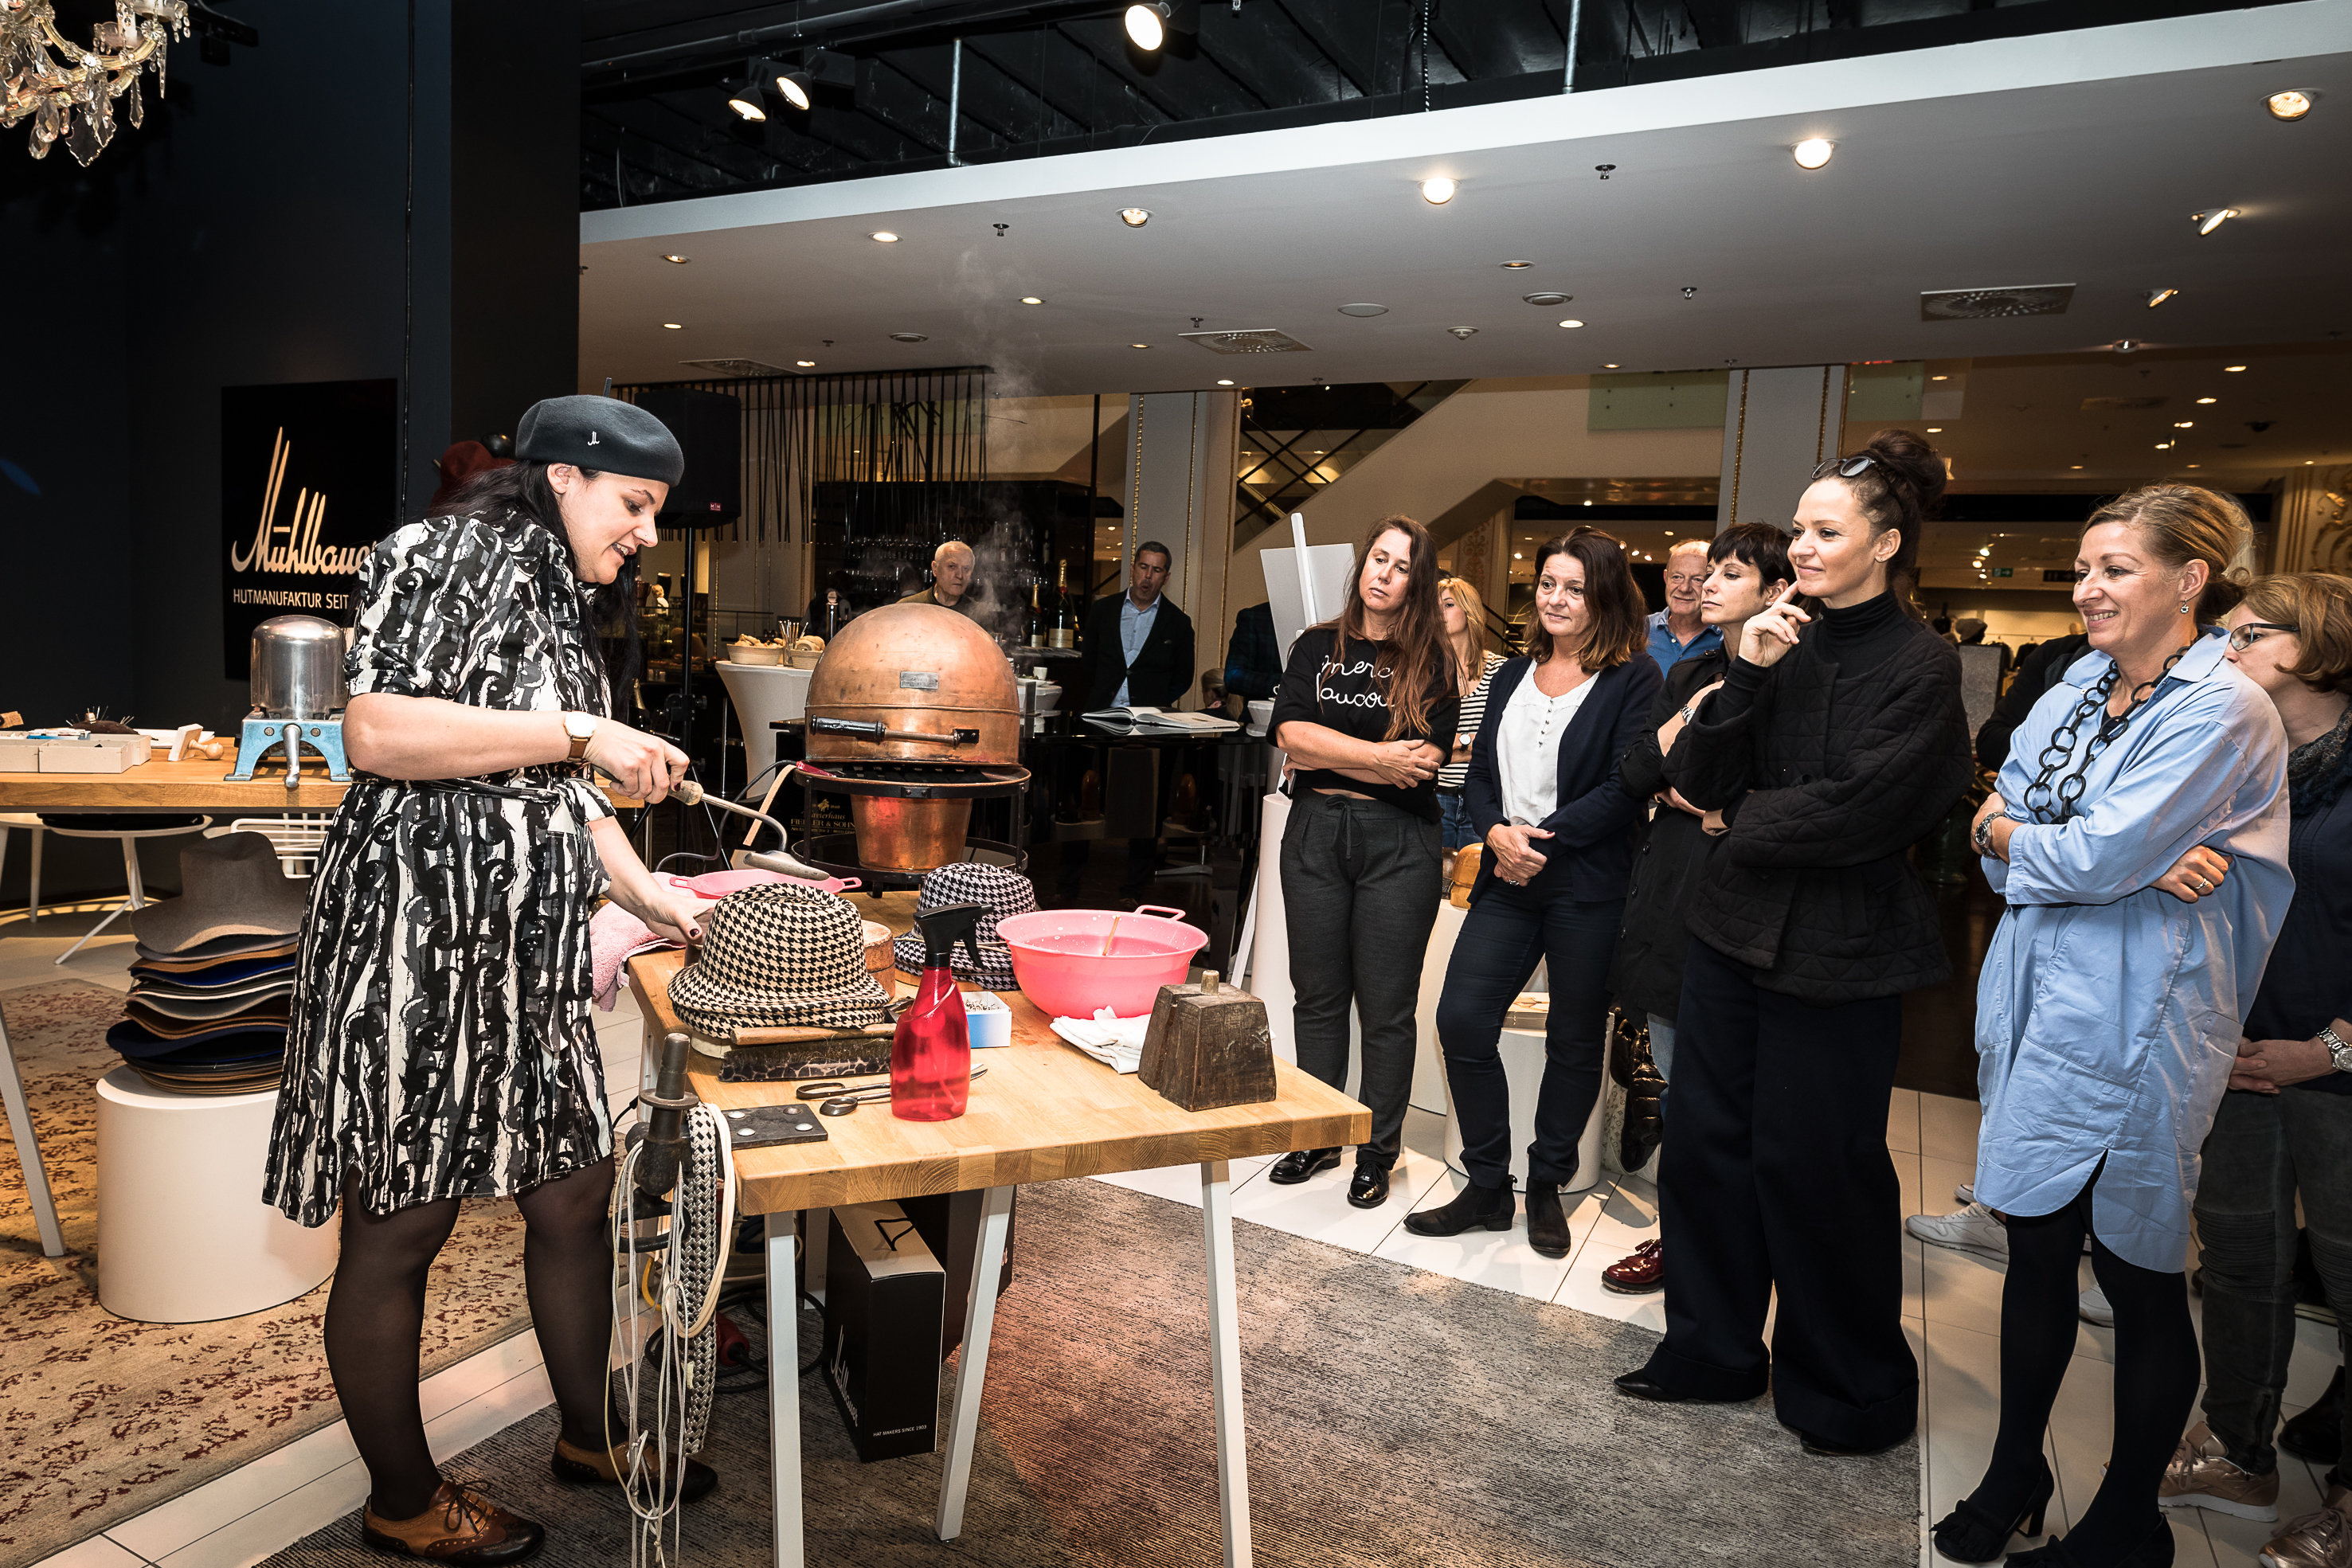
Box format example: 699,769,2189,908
2195,1086,2352,1480
1437,788,1476,852
1280,790,1442,1171
1638,937,1916,1449
1434,881,1623,1189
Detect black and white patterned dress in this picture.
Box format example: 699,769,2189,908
265,512,618,1228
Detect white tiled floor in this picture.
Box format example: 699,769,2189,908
10,906,2342,1568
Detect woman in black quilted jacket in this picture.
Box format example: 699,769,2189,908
1612,428,1972,1458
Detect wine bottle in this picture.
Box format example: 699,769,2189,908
1026,582,1045,647
1050,559,1074,648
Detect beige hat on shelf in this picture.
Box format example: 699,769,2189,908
128,832,308,956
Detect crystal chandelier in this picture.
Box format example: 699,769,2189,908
3,0,190,165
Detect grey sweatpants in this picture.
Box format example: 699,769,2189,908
1278,789,1442,1169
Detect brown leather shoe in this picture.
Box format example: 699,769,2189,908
1603,1238,1665,1295
553,1436,718,1504
361,1482,544,1564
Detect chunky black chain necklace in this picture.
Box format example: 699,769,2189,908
2019,644,2190,823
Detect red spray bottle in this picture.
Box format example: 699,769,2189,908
892,901,984,1121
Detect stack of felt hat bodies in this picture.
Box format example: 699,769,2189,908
111,833,306,1094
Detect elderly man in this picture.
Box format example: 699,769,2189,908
900,540,979,616
1645,536,1721,673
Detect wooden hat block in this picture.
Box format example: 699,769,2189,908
1138,972,1277,1112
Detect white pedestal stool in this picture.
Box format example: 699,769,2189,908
96,1068,338,1323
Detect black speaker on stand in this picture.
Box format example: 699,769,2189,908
636,388,742,862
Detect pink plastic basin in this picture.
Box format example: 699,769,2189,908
664,868,862,900
993,905,1208,1019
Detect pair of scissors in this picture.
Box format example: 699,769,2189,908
813,1066,988,1117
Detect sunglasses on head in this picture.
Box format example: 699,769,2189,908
1811,456,1878,479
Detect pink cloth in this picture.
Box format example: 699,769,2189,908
593,901,687,1012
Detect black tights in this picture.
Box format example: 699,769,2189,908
323,1159,617,1519
1968,1178,2199,1565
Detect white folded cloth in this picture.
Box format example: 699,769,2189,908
1050,1007,1151,1074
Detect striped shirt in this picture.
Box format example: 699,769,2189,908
1437,651,1507,793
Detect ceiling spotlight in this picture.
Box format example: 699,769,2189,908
662,322,683,330
1119,207,1151,227
773,63,813,112
1557,319,1585,329
725,69,767,122
2174,420,2194,428
1216,378,1234,386
869,230,899,243
2146,287,2179,307
1123,2,1183,49
1501,260,1533,269
2225,364,2248,372
2192,207,2239,236
1931,373,1947,381
1129,342,1150,349
1020,295,1044,305
1927,426,1943,432
662,253,690,264
1420,176,1458,205
2197,396,2217,404
2266,89,2314,121
1600,362,1621,369
796,359,816,367
1792,138,1834,170
2071,464,2084,469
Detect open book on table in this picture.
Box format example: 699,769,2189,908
1080,706,1242,733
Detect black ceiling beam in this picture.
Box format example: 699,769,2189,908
586,105,762,191
1432,0,1566,79
1270,0,1413,99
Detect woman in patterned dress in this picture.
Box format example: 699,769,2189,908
264,397,713,1562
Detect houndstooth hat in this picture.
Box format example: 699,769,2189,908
669,883,893,1042
891,862,1036,990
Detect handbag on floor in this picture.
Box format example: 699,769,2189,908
1601,1008,1665,1177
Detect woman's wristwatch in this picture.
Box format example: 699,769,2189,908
2321,1023,2352,1076
563,711,598,763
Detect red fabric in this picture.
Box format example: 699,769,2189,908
427,440,513,511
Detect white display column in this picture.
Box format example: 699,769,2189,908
1124,390,1240,700
1716,366,1850,532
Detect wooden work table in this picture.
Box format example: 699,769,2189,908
0,753,640,814
621,939,1363,1568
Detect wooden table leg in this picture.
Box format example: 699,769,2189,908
0,1003,64,1257
936,1183,1015,1541
766,1210,804,1568
1201,1159,1254,1568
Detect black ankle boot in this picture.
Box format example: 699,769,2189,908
1404,1179,1513,1237
1525,1183,1571,1258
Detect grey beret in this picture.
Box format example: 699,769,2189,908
515,395,684,486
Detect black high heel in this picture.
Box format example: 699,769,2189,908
1933,1462,2054,1562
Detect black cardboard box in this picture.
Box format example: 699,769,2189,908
822,1201,945,1462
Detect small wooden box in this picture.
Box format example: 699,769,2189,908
1138,972,1276,1112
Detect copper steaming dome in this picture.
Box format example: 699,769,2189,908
804,602,1019,766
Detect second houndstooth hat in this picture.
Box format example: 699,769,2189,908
668,882,893,1042
890,862,1036,990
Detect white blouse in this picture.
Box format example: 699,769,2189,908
1496,667,1595,827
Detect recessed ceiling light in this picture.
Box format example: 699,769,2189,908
2147,287,2179,307
2196,396,2217,404
1337,303,1389,317
1216,379,1234,386
2186,463,2201,469
796,359,816,367
1600,362,1621,369
869,230,900,243
2174,420,2194,428
890,331,928,342
1420,176,1457,205
1129,342,1150,349
1930,374,1948,381
2267,89,2315,121
1019,295,1043,305
2071,464,2084,469
1793,138,1834,170
662,253,690,264
2192,208,2238,236
662,322,683,330
1501,260,1533,269
1926,426,1943,432
1558,319,1585,329
2225,364,2248,372
1119,207,1151,227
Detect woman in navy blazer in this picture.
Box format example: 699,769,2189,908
1407,528,1662,1257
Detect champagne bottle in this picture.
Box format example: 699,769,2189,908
1027,582,1045,647
1050,559,1074,649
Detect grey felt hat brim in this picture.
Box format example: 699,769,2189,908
128,832,307,956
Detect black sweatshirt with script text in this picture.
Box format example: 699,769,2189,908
1269,628,1459,823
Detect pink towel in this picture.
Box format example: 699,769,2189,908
593,901,686,1012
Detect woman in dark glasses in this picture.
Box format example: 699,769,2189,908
1613,429,1972,1461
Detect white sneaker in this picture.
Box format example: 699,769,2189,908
1906,1202,2009,1263
1955,1182,1975,1205
2080,1284,2115,1326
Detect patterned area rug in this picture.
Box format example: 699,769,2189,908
263,1177,1921,1568
0,980,538,1568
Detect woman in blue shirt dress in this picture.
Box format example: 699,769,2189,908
1939,487,2292,1568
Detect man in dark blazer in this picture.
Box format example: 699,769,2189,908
1079,542,1194,712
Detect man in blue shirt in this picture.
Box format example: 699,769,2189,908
1078,542,1192,711
1646,538,1722,673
